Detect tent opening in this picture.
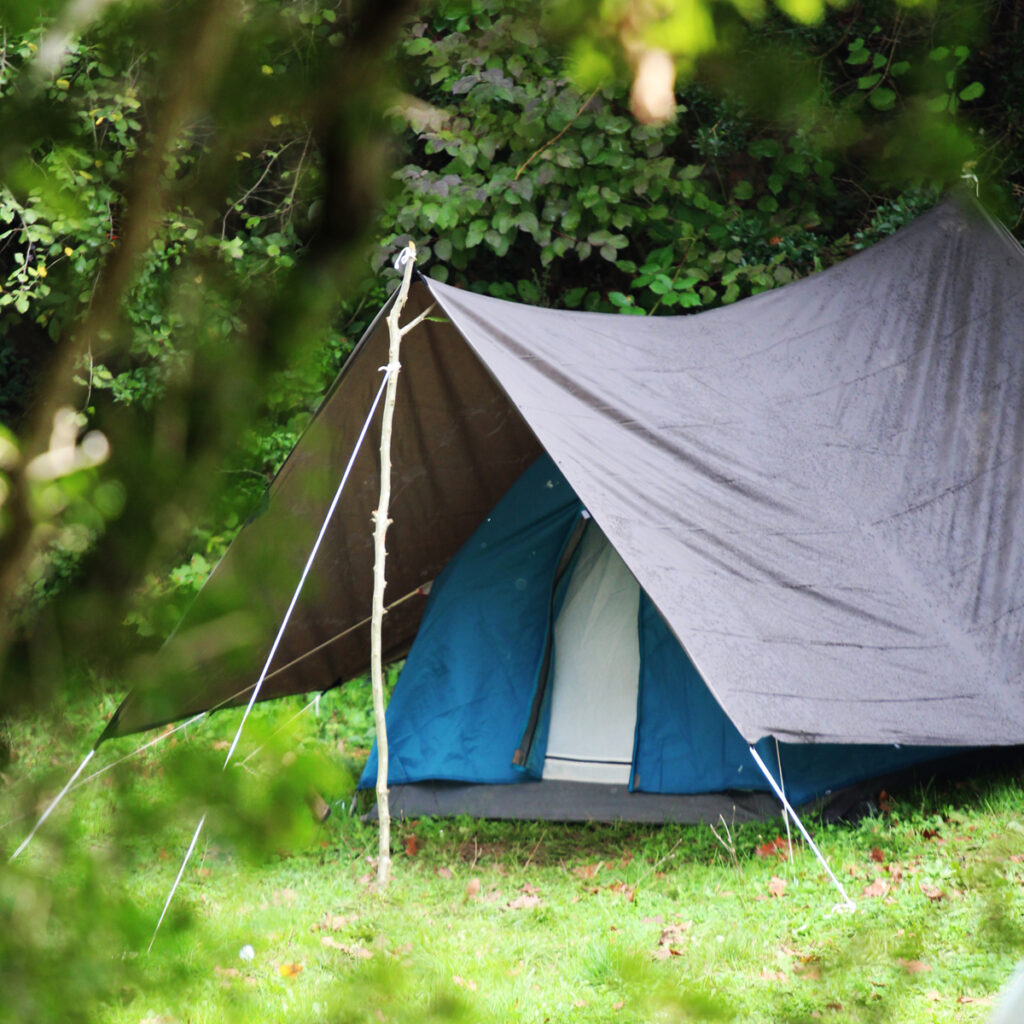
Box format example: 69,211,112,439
542,523,641,785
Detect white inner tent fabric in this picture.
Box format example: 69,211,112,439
542,524,641,785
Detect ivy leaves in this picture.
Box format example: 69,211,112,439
380,2,848,319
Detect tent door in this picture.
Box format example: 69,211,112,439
541,523,641,785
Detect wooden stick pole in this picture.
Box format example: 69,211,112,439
370,243,418,888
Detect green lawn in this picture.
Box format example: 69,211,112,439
2,683,1023,1023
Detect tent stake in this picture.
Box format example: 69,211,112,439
748,745,855,913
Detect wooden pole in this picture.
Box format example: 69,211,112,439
370,243,434,888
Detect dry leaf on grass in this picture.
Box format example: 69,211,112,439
759,968,788,982
870,847,885,862
607,881,637,901
506,891,542,910
897,959,931,974
794,964,821,980
278,962,303,978
862,878,890,898
756,836,792,860
573,862,603,879
312,913,352,932
321,937,372,959
452,974,478,991
404,834,421,857
464,877,480,898
435,866,453,879
919,882,945,901
652,921,690,960
768,875,787,898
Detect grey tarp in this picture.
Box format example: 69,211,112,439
106,197,1024,750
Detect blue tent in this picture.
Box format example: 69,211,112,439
361,455,948,821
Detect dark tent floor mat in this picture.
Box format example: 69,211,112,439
380,780,782,824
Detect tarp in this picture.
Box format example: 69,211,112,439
106,197,1024,754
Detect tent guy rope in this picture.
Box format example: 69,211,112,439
8,749,95,861
148,361,395,950
220,365,394,769
748,744,855,913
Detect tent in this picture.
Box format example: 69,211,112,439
103,196,1024,824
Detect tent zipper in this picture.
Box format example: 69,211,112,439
513,511,590,768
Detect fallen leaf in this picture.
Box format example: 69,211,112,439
768,875,787,898
607,881,636,901
919,882,945,901
897,959,931,974
436,866,453,879
957,995,993,1006
652,918,691,960
273,888,297,905
404,834,421,857
214,966,241,981
659,922,692,944
211,740,230,750
756,836,792,860
278,962,303,978
887,861,903,883
795,964,821,980
452,974,478,991
322,940,372,959
520,882,540,895
465,877,480,899
870,847,885,863
506,892,542,910
759,968,788,981
862,878,890,898
312,913,351,932
611,1000,625,1010
572,997,588,1008
925,990,941,1002
573,862,603,880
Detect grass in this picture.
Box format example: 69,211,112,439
2,680,1024,1023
